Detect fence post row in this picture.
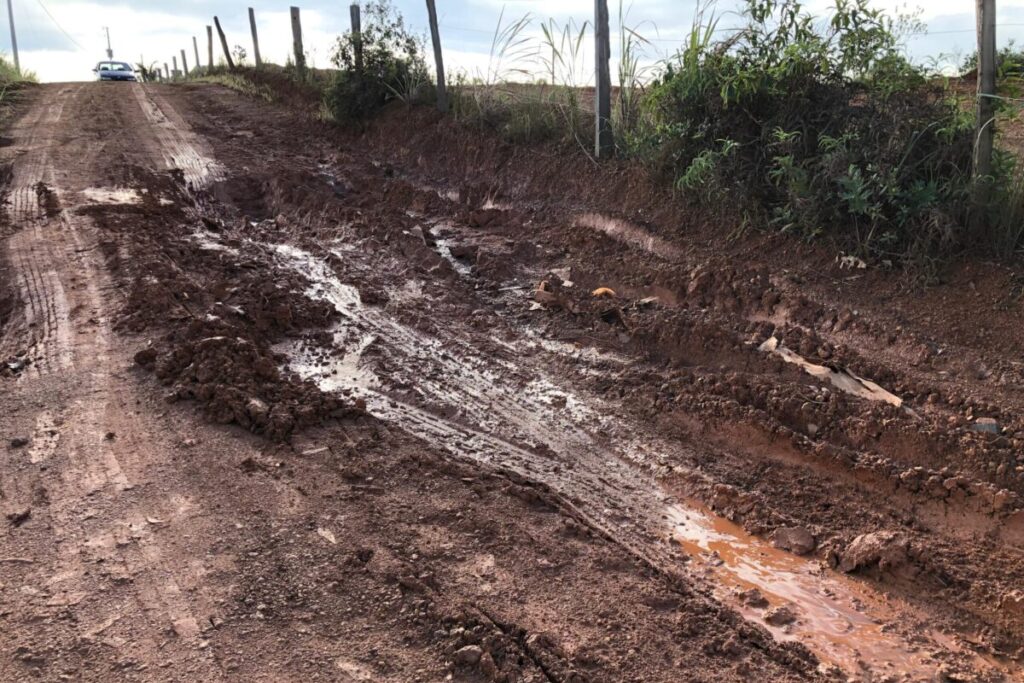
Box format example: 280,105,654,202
350,3,362,76
214,16,235,69
249,8,263,68
291,7,305,76
425,0,449,113
594,0,614,159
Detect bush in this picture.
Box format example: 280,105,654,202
639,0,977,261
325,0,430,126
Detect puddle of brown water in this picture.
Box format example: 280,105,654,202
669,503,1017,681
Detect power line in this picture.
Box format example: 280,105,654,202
33,0,87,52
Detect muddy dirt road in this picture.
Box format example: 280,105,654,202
1,82,1023,682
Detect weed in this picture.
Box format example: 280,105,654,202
641,0,977,261
326,0,429,126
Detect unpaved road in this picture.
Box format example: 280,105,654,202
1,82,1023,682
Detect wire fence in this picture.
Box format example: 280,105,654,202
10,1,1024,86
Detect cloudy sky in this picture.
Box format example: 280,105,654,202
5,0,1024,82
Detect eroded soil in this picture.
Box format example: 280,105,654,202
0,82,1022,682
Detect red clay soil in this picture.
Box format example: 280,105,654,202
0,80,1022,683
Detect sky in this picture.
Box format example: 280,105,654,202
4,0,1024,83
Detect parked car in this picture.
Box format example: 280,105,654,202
93,61,136,82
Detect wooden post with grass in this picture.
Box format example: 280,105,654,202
214,16,235,69
972,0,996,224
180,49,189,78
350,3,362,76
425,0,449,113
594,0,614,158
291,7,306,78
193,36,201,74
207,25,214,69
249,8,263,68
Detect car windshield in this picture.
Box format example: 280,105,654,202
97,62,131,72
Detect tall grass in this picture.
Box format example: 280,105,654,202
0,54,36,86
614,2,653,147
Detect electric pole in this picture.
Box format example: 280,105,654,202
6,0,19,74
104,26,113,59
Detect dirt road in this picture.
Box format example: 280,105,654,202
0,82,1022,682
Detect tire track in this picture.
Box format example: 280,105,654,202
132,83,223,188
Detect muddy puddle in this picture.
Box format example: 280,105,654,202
670,503,1018,680
264,239,1017,681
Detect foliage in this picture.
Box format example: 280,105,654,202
134,62,162,82
450,12,592,148
232,45,248,67
640,0,977,261
0,53,35,85
325,0,429,126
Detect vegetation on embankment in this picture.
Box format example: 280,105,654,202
189,0,1024,267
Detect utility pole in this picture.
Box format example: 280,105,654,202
973,0,997,224
6,0,19,74
104,26,113,59
425,0,448,112
594,0,614,158
249,8,262,68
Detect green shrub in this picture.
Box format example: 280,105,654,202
325,0,430,126
640,0,977,261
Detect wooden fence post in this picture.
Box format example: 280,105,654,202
214,16,235,69
172,55,178,79
207,25,214,69
180,49,189,78
163,62,169,80
425,0,448,112
290,7,306,77
972,0,996,225
594,0,614,158
350,3,362,76
193,36,201,74
249,8,263,68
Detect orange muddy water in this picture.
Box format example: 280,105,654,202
669,503,1019,680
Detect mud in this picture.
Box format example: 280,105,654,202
1,81,1023,682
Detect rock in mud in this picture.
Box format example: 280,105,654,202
453,645,483,666
839,530,911,573
764,605,797,626
9,437,28,449
246,397,270,426
770,526,816,556
134,347,158,368
737,588,769,608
